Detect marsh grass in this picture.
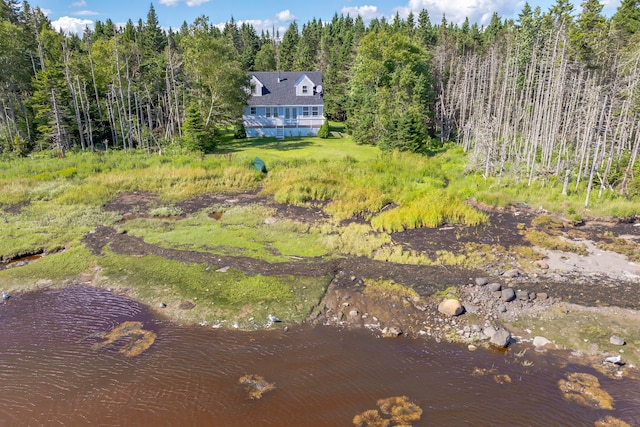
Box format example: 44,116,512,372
322,223,391,257
433,286,460,300
98,249,331,328
362,279,420,301
525,230,589,256
0,202,120,259
597,237,640,262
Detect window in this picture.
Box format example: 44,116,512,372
285,108,290,119
292,108,297,119
302,107,309,116
302,85,308,94
250,107,256,115
266,107,271,117
312,107,319,116
273,108,279,117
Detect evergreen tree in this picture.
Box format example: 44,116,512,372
182,103,206,152
238,23,260,71
416,9,435,47
143,3,166,54
279,22,299,71
347,31,433,151
612,0,640,42
254,42,277,71
570,0,607,67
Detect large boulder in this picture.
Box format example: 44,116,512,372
533,336,552,348
490,328,512,348
516,290,529,301
475,277,488,286
438,299,464,316
501,288,516,302
610,336,625,346
488,282,502,292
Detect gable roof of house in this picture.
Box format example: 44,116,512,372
247,71,323,106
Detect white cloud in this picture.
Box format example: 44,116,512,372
39,8,53,16
159,0,181,6
74,10,99,16
71,0,87,7
51,16,94,34
186,0,211,6
276,9,296,22
341,5,383,22
396,0,522,26
213,10,296,36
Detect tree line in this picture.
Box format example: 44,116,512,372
1,0,639,200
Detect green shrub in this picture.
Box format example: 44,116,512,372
317,121,330,138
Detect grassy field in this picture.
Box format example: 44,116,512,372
0,133,639,328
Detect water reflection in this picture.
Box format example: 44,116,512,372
0,287,638,426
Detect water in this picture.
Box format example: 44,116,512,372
1,287,639,426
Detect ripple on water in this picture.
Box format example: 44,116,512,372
0,287,639,426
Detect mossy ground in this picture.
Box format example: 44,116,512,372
512,304,640,370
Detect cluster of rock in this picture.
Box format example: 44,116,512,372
433,276,556,348
312,268,561,349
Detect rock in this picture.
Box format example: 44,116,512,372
534,260,549,269
490,328,512,348
264,217,277,224
216,266,230,273
529,292,537,300
158,302,167,308
438,299,464,316
349,309,360,318
497,304,507,313
463,303,479,314
609,336,626,346
503,269,521,278
516,290,529,301
381,326,402,338
483,326,497,338
468,345,477,352
501,288,516,302
178,300,196,310
475,277,488,286
537,292,549,300
488,282,502,292
533,336,552,348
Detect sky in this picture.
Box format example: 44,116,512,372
26,0,622,36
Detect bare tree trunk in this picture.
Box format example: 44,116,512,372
51,88,65,157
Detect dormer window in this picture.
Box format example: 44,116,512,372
250,75,263,97
295,74,315,96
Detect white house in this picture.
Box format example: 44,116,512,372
242,71,325,138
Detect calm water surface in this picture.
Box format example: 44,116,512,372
1,287,639,426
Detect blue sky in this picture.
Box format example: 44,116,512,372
28,0,622,35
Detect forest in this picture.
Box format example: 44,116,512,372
0,0,639,201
